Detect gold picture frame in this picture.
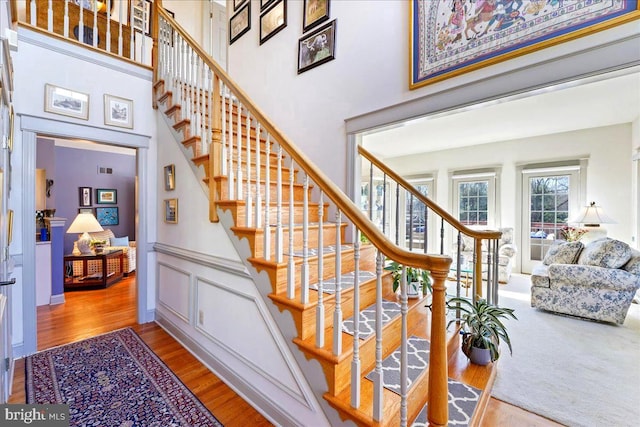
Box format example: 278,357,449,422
164,164,175,191
164,199,178,223
7,209,13,245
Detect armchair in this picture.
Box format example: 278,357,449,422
454,227,517,283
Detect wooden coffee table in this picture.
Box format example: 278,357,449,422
64,249,124,290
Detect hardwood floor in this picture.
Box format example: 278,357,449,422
8,274,561,426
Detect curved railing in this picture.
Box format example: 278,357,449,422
154,5,451,425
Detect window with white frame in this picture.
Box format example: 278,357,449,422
452,171,497,228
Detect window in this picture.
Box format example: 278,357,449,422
452,171,497,228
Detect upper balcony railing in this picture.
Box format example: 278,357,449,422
14,0,152,67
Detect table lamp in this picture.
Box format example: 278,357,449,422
67,212,104,255
568,201,616,244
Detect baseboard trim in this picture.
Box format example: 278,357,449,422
49,294,65,305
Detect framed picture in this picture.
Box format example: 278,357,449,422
410,1,640,89
44,84,89,120
298,20,336,74
260,0,275,12
96,188,117,204
164,199,178,224
78,208,93,214
130,0,152,35
234,0,248,11
164,164,175,191
104,94,133,129
230,2,251,45
79,187,92,207
7,104,13,152
7,209,13,245
303,0,330,33
96,207,119,226
260,0,286,45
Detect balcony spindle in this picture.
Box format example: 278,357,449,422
351,230,361,408
30,0,36,26
92,5,98,48
287,158,295,300
118,0,123,55
140,2,147,63
236,103,243,200
106,0,111,52
221,83,227,176
332,210,343,356
255,123,262,229
47,0,52,32
79,1,84,44
275,145,284,263
64,0,69,38
129,1,134,59
315,191,325,348
227,96,235,199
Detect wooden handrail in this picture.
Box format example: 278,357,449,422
358,145,502,241
156,8,451,273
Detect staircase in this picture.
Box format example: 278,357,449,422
151,7,499,427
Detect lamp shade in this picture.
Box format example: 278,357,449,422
569,202,616,227
67,213,104,234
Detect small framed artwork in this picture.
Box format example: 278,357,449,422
7,104,14,152
260,0,287,45
130,0,152,35
298,20,336,74
96,207,119,226
230,2,251,45
7,209,13,245
234,0,248,11
44,84,89,120
164,164,175,191
96,188,117,204
303,0,330,33
79,187,92,207
164,199,178,224
78,208,93,214
104,94,134,129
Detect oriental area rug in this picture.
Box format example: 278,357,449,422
26,328,223,427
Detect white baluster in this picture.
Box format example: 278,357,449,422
333,210,342,356
47,0,53,32
351,229,361,408
64,0,69,38
236,103,243,200
207,67,213,154
400,265,409,427
263,134,271,260
140,2,147,63
79,1,84,44
373,251,384,422
106,0,111,53
275,145,284,263
118,0,123,56
195,56,202,150
315,192,325,348
30,0,36,26
301,173,309,304
287,157,295,300
189,49,195,137
255,123,262,229
129,0,134,59
221,83,227,176
245,112,252,227
227,96,235,199
93,4,98,48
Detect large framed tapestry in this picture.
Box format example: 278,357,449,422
410,0,640,89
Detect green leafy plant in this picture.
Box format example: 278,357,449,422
446,297,516,362
384,261,432,295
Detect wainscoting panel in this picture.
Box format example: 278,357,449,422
157,262,191,323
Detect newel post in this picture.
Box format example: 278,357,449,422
427,265,449,427
151,0,161,109
208,74,222,222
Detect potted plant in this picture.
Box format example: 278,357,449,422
446,297,516,365
384,261,432,299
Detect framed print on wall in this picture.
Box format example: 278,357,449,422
298,20,336,74
78,208,93,214
230,2,251,45
260,0,287,45
409,0,640,89
79,187,92,207
44,84,89,120
96,188,117,204
96,207,119,226
104,94,134,129
303,0,330,33
164,164,175,191
164,199,178,223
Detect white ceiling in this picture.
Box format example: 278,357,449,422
362,70,640,159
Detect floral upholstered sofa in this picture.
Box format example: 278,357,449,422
530,238,640,324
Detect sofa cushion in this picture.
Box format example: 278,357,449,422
623,250,640,276
578,238,632,269
543,241,583,265
88,229,115,245
110,235,130,246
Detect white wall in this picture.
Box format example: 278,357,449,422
384,124,634,249
227,1,640,193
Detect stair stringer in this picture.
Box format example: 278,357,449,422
154,105,338,426
217,206,359,427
